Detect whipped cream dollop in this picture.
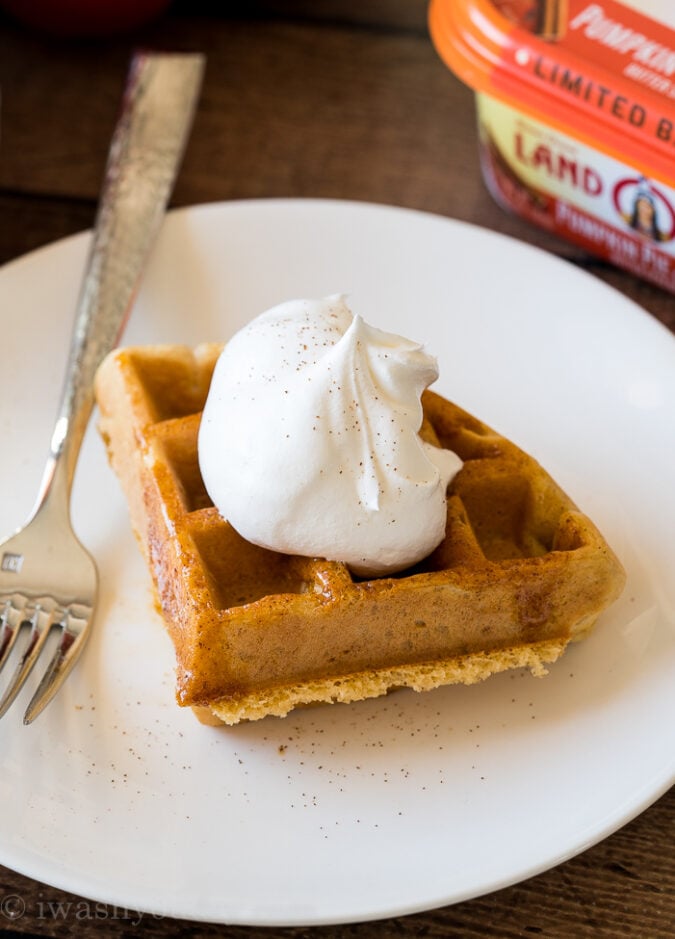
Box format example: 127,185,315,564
198,296,462,576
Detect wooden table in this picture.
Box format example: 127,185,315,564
0,2,673,936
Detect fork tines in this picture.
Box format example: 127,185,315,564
0,592,92,722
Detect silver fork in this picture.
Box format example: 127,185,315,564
0,51,204,724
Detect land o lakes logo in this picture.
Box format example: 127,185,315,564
613,176,675,242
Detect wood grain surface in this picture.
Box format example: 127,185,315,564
0,2,673,936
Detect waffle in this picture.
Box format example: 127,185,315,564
94,344,626,725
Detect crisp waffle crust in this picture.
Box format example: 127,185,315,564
95,345,626,725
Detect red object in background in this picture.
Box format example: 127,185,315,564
0,0,172,36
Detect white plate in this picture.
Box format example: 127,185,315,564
0,199,674,927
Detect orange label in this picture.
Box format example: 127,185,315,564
477,92,675,290
430,0,675,183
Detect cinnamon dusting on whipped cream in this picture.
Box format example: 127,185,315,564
198,295,462,575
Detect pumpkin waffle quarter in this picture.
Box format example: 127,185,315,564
95,345,625,725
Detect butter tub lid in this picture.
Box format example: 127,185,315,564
429,0,675,185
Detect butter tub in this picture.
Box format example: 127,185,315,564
429,0,675,291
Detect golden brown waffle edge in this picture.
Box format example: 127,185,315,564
94,344,626,725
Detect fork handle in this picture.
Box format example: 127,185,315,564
35,51,204,516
